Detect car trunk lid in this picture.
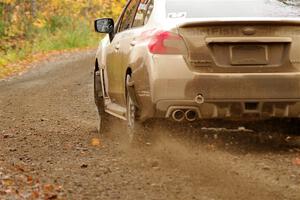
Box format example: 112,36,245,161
177,19,300,73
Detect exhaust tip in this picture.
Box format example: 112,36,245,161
185,110,197,122
172,110,185,122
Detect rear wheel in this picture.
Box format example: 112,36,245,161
126,75,143,143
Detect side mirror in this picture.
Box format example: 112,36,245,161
94,18,114,34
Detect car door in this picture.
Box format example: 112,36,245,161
105,0,141,106
122,0,154,68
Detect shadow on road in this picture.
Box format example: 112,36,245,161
102,118,300,155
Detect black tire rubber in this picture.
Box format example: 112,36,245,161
126,74,143,143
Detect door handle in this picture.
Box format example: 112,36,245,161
114,43,120,50
130,40,137,47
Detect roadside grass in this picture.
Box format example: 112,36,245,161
0,19,99,79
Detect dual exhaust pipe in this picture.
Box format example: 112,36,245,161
170,94,204,122
172,109,198,122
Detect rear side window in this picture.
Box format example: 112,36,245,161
119,0,140,32
144,0,154,24
166,0,300,18
132,0,154,28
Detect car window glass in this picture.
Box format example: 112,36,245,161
132,0,152,28
144,0,154,25
166,0,300,18
119,0,140,32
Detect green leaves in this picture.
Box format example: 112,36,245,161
0,0,126,78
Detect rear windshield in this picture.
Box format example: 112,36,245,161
166,0,300,18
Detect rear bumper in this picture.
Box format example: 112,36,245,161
155,100,300,120
135,55,300,120
149,55,300,99
183,73,300,100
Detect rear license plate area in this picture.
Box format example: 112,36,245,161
230,45,268,65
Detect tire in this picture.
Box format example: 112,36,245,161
94,69,106,134
126,74,143,143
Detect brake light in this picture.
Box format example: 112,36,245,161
147,31,187,55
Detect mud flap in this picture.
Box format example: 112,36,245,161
126,76,139,109
94,70,103,101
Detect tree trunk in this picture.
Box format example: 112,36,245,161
31,0,37,18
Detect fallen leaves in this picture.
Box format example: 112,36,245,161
43,184,55,193
2,178,14,186
292,157,300,166
31,190,40,199
0,162,65,199
91,138,101,147
0,47,94,80
27,175,33,183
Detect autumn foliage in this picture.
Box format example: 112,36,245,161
0,0,126,77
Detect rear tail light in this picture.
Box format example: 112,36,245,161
139,30,187,55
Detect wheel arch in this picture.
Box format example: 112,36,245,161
125,67,140,107
124,67,133,98
95,59,99,71
126,67,132,77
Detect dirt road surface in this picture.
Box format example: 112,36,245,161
1,50,300,200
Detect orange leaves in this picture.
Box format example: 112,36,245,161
43,184,55,193
0,162,65,199
0,0,126,79
1,0,17,4
31,190,40,199
292,157,300,166
33,18,47,28
91,138,101,147
1,0,126,39
2,178,14,186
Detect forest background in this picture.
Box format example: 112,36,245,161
0,0,126,78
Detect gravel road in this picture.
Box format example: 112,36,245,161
0,50,300,200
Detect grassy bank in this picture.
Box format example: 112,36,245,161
0,0,127,79
0,19,99,78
